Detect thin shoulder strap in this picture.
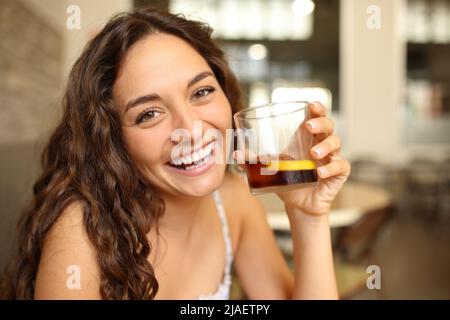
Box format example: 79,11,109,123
212,190,233,276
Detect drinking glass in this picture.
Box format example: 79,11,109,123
233,101,318,194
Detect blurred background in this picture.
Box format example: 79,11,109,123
1,0,449,299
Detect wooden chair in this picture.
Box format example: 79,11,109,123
437,159,450,221
350,158,390,188
405,158,441,220
230,206,394,300
333,205,395,299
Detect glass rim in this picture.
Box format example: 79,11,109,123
233,100,310,120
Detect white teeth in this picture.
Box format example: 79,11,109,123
182,155,192,165
204,143,212,156
192,151,201,163
169,141,214,167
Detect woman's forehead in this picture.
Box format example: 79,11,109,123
121,33,209,79
113,33,213,108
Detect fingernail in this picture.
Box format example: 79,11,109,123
233,150,245,163
318,167,327,176
312,148,322,158
307,120,315,130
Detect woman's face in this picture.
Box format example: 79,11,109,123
113,33,232,198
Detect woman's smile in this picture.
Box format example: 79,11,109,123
115,33,232,197
165,140,217,177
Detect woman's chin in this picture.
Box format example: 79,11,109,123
166,163,226,197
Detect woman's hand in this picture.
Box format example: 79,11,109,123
275,102,351,216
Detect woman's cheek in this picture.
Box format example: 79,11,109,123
206,98,233,130
124,129,166,167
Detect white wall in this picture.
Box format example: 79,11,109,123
62,0,133,77
340,0,406,163
18,0,66,31
340,0,450,164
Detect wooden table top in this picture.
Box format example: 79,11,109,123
255,181,392,229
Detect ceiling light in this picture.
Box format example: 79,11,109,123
292,0,315,17
248,44,268,60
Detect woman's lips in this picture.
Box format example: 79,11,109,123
168,140,215,166
165,154,215,177
165,142,217,177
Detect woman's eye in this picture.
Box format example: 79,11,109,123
193,86,215,99
136,108,162,124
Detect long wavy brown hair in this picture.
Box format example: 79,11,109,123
1,7,242,299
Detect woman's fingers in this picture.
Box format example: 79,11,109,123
310,135,341,160
308,101,328,118
317,158,351,179
305,102,334,142
233,149,258,164
233,150,246,163
306,117,335,137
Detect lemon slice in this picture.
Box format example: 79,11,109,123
266,160,317,171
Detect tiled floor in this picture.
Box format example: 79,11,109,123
350,212,450,299
231,202,450,300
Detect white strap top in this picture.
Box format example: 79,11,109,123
196,190,233,300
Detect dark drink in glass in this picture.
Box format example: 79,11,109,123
244,154,318,193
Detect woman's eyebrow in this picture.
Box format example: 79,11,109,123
125,71,214,113
187,70,213,88
125,93,161,113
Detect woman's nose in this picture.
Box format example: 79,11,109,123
170,107,204,145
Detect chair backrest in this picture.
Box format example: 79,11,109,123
407,158,441,187
440,160,450,187
336,205,394,263
350,159,389,187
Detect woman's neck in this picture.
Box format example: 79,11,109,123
157,191,213,236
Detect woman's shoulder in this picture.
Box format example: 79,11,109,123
35,201,101,299
219,169,252,205
43,201,88,247
219,169,266,222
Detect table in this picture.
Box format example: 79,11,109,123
256,181,391,230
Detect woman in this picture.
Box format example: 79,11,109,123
2,7,350,299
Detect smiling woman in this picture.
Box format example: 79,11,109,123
0,7,243,300
1,6,349,301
